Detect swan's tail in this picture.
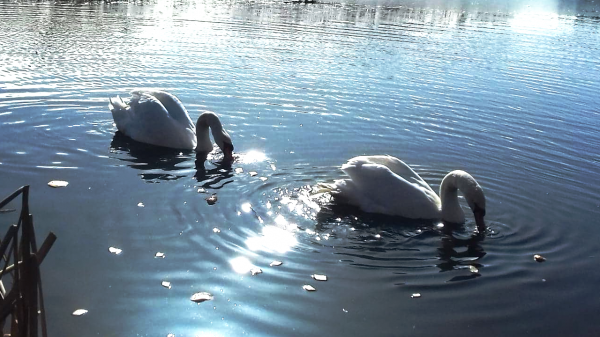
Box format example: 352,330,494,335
108,95,128,112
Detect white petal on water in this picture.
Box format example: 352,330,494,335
190,292,214,303
303,284,316,291
270,260,283,267
250,267,263,276
161,281,171,289
249,171,258,176
469,265,479,273
48,180,68,188
311,274,327,281
72,309,88,316
411,293,421,298
137,202,144,207
108,247,122,255
155,252,165,258
534,254,546,262
235,167,244,174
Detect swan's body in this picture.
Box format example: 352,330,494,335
326,155,486,227
109,90,233,159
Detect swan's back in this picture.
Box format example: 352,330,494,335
109,90,196,150
332,156,441,219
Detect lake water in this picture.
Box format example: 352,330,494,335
1,0,600,336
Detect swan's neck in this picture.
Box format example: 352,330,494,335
439,170,484,224
195,111,228,153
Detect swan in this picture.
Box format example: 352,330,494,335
108,90,234,161
323,155,486,228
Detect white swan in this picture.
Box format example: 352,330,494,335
325,155,486,228
108,90,234,160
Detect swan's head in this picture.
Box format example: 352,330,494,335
461,173,486,230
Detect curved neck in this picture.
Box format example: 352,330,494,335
440,173,465,223
195,112,224,153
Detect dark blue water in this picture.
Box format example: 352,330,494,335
1,0,600,336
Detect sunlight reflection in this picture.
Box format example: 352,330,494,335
229,256,255,274
246,225,298,254
237,150,267,164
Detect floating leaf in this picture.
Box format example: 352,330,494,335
249,171,258,177
137,202,145,207
161,281,171,289
534,254,546,262
48,180,68,188
270,261,283,267
190,292,214,303
206,194,218,205
311,274,327,281
72,309,88,316
155,252,165,258
108,247,122,255
411,293,421,298
303,284,316,291
469,265,479,274
235,167,244,174
250,267,263,276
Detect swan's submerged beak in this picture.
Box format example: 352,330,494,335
473,205,486,231
223,143,234,162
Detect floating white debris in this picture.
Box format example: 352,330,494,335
342,308,348,313
303,285,316,291
213,228,221,233
72,309,88,316
161,281,171,289
270,261,283,267
206,194,217,205
235,167,244,174
155,252,165,258
411,293,421,298
469,265,479,274
190,292,214,303
312,274,327,281
249,171,258,177
48,180,68,188
534,254,546,262
108,247,122,255
197,188,206,193
259,177,268,181
270,163,276,170
167,334,175,337
137,202,144,207
250,267,263,276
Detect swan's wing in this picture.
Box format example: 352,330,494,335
130,90,195,130
337,159,440,218
122,92,195,149
349,155,435,194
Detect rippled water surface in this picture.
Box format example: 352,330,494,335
1,0,600,336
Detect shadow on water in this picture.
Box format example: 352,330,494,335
110,131,236,188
